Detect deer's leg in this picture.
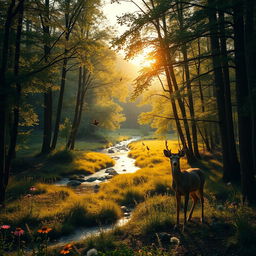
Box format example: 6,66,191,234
175,193,181,227
199,189,204,223
183,193,189,226
188,193,198,221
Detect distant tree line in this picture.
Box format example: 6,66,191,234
114,0,256,204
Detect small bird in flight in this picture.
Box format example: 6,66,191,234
92,120,99,126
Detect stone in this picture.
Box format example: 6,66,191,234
94,184,100,190
105,168,115,173
121,206,128,212
124,212,130,217
108,169,118,176
108,149,115,153
106,175,113,179
97,177,106,181
122,169,127,172
85,177,98,182
67,180,81,187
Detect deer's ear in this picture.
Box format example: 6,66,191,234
179,149,185,157
163,150,171,157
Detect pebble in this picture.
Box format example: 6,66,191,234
67,180,81,187
85,177,98,182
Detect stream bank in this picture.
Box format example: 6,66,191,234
52,137,140,246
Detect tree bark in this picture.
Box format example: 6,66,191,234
41,0,53,154
207,0,234,182
177,1,200,158
51,51,68,150
0,0,16,206
5,0,24,187
66,66,82,150
153,22,191,159
161,16,195,161
233,0,256,203
244,0,256,174
218,10,241,181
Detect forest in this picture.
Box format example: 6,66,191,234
0,0,256,255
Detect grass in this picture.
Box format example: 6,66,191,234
2,137,256,256
0,183,122,241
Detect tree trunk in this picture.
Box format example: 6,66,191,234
41,0,52,154
233,0,256,203
218,10,241,181
42,89,52,153
154,20,193,161
51,50,68,150
207,0,234,182
66,66,82,150
70,68,91,150
196,39,211,152
161,17,195,161
244,0,256,174
5,0,24,187
177,0,200,158
0,0,16,206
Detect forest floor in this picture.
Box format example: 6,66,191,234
1,132,256,256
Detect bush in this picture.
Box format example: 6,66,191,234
233,210,256,256
130,195,175,234
97,202,121,224
65,203,93,226
121,188,144,206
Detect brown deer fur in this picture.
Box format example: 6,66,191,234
163,142,205,230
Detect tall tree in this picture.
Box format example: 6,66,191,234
233,0,256,203
51,0,85,150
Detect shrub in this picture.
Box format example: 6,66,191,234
97,202,122,224
65,203,93,226
121,188,144,206
233,209,256,256
130,195,175,234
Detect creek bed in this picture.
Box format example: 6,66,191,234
52,137,140,246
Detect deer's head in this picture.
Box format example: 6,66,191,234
163,141,185,171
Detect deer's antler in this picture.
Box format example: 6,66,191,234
165,140,171,153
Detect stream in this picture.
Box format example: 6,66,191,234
53,136,140,246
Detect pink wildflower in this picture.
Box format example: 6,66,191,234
29,186,36,191
13,227,25,236
1,225,10,230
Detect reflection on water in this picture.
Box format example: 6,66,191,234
54,216,130,246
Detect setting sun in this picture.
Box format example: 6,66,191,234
128,48,156,68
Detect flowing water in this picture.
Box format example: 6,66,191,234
55,136,140,187
53,136,140,246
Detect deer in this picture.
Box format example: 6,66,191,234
163,141,205,230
